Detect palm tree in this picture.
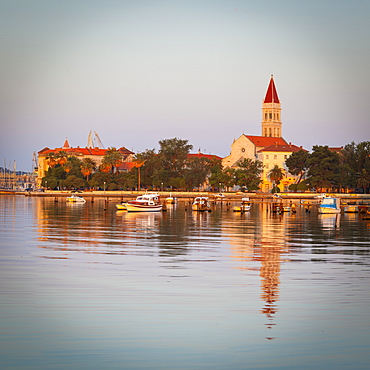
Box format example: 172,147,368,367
80,158,97,181
101,148,123,174
46,152,57,168
356,169,370,193
56,151,68,166
268,165,285,192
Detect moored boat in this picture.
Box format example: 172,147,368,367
233,197,251,212
192,197,211,212
124,192,162,212
318,196,341,214
344,205,359,213
165,193,177,204
115,202,127,210
66,194,86,203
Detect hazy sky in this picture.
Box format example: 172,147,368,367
1,0,369,171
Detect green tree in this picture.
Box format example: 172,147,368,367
306,145,340,192
88,171,114,190
134,149,160,189
234,158,263,191
158,138,193,180
285,149,309,185
62,175,85,190
342,141,370,190
208,158,223,191
101,147,123,174
184,157,213,190
220,167,236,191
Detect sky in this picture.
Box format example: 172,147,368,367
1,0,369,172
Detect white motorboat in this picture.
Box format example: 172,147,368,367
318,196,341,214
192,197,211,212
124,192,162,212
66,194,86,203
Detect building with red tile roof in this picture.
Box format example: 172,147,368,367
37,138,134,185
257,144,308,192
222,135,288,168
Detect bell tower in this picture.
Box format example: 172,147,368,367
261,75,282,137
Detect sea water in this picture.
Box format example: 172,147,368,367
0,195,369,369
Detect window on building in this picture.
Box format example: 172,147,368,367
284,155,287,159
266,155,269,159
274,155,277,159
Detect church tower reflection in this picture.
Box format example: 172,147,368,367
228,203,290,337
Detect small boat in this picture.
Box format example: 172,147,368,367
318,196,341,214
344,205,359,213
66,194,86,203
124,192,162,212
115,202,127,210
192,197,211,212
233,197,251,212
165,193,177,204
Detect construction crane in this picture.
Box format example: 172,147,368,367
94,131,104,149
87,130,105,149
32,152,38,171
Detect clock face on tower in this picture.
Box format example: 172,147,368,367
241,148,245,152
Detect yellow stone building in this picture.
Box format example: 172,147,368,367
257,143,307,192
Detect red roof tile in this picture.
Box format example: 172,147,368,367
188,153,222,160
39,146,134,156
244,135,287,147
258,144,307,153
264,76,280,104
117,162,137,171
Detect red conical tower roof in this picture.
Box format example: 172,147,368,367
63,139,70,149
264,75,280,104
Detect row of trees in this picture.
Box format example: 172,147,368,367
285,142,370,193
42,139,370,193
42,138,263,191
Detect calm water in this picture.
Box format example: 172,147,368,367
1,195,370,369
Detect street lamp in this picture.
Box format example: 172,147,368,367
45,180,47,190
103,181,106,194
161,182,163,191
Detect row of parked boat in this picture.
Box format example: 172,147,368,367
65,192,369,216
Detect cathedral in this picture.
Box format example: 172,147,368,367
222,76,306,192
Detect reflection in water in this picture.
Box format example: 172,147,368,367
228,203,291,337
3,196,370,369
319,213,341,229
